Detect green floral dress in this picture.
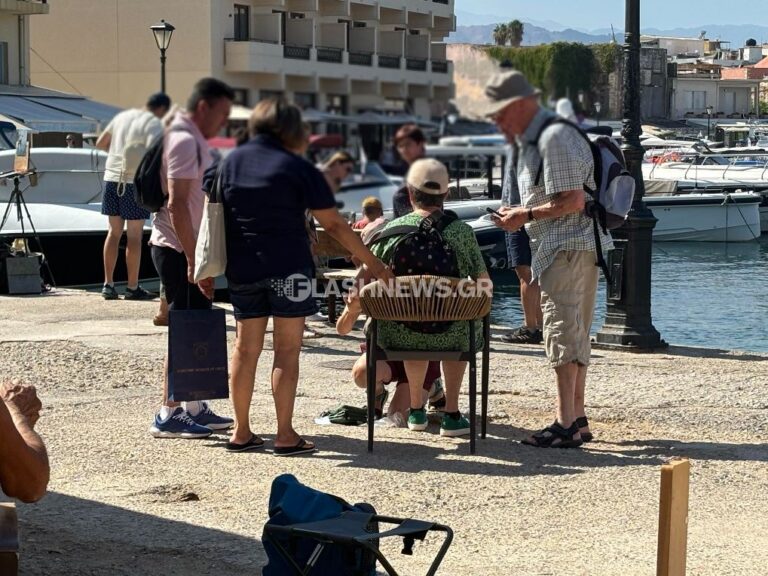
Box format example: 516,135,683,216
370,212,488,352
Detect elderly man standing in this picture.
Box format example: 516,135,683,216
486,70,612,448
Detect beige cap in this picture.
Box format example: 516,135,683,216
482,70,541,117
406,158,450,195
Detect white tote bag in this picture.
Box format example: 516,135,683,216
193,164,227,282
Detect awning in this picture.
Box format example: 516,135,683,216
0,88,122,134
27,96,122,131
0,95,96,133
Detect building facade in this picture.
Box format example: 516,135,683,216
0,0,49,86
30,0,455,119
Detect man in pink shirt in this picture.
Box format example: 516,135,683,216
149,78,235,439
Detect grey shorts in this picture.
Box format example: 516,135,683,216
538,250,599,368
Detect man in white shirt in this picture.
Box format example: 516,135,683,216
96,93,171,300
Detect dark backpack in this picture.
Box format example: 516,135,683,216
262,474,378,576
133,126,201,213
369,211,460,334
531,117,636,281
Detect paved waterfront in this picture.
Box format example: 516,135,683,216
1,289,766,575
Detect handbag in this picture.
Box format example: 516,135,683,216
193,162,227,282
167,307,229,401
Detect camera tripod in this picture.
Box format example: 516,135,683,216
0,172,56,287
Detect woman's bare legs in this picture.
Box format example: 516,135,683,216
272,317,312,449
229,317,268,444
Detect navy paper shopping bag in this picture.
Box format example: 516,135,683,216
167,308,229,402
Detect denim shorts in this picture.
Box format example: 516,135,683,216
505,227,532,268
228,269,318,320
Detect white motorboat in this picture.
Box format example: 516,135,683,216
0,147,154,286
0,147,107,204
643,153,768,233
643,188,762,242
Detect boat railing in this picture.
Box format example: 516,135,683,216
649,149,768,182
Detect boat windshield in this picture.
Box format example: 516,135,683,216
338,161,392,191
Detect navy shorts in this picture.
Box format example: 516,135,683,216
228,269,317,320
101,181,150,221
505,227,532,268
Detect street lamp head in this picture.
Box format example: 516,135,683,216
595,101,602,114
150,19,175,52
706,105,713,115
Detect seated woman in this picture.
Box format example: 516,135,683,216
218,98,392,455
335,281,445,422
368,159,492,437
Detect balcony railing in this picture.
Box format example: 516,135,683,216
349,51,373,66
379,54,401,69
317,47,344,63
284,44,311,60
432,60,449,73
406,58,428,72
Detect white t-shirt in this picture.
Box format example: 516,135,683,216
103,109,163,183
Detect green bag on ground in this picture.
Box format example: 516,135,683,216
321,405,368,426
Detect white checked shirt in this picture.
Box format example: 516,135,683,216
513,108,613,280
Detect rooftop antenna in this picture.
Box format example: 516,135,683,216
610,24,617,44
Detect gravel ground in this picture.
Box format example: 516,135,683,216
1,289,766,576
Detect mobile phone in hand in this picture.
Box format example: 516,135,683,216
486,207,503,218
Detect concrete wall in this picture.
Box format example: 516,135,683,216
30,0,213,108
0,13,22,85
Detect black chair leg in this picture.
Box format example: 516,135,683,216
366,320,377,453
469,319,476,454
482,315,490,439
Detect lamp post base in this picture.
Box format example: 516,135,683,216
594,212,666,351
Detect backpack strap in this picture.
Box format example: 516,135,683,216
532,117,598,193
367,224,419,246
593,216,612,284
167,125,203,170
420,210,458,233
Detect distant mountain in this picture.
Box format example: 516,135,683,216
447,22,613,45
448,21,768,48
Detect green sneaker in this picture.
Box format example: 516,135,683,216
407,408,428,431
440,413,470,437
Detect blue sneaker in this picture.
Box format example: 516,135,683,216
189,402,234,431
150,407,213,439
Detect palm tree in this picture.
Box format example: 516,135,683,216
493,23,509,46
508,20,524,48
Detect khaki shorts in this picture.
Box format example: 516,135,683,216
539,250,599,368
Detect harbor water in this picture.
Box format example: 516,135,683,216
491,236,768,353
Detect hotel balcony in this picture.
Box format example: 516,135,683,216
0,0,49,14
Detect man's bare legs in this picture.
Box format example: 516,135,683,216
574,363,590,436
517,265,542,331
103,215,124,287
125,219,145,289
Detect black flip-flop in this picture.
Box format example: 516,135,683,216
225,434,265,453
274,438,317,457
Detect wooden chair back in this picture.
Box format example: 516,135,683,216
359,275,491,323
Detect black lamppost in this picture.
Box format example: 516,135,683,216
150,19,175,94
595,101,602,126
595,0,665,350
706,104,713,139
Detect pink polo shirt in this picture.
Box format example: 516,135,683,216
149,114,211,253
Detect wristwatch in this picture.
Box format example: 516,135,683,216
527,207,535,222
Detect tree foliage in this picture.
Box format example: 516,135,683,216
485,42,621,107
493,20,525,47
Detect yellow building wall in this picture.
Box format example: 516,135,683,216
30,0,213,109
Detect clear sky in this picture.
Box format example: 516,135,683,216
456,0,768,30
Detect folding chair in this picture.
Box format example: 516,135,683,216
263,510,453,576
359,275,492,454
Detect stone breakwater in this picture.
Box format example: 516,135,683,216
1,289,766,576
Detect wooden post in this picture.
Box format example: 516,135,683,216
657,458,690,576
